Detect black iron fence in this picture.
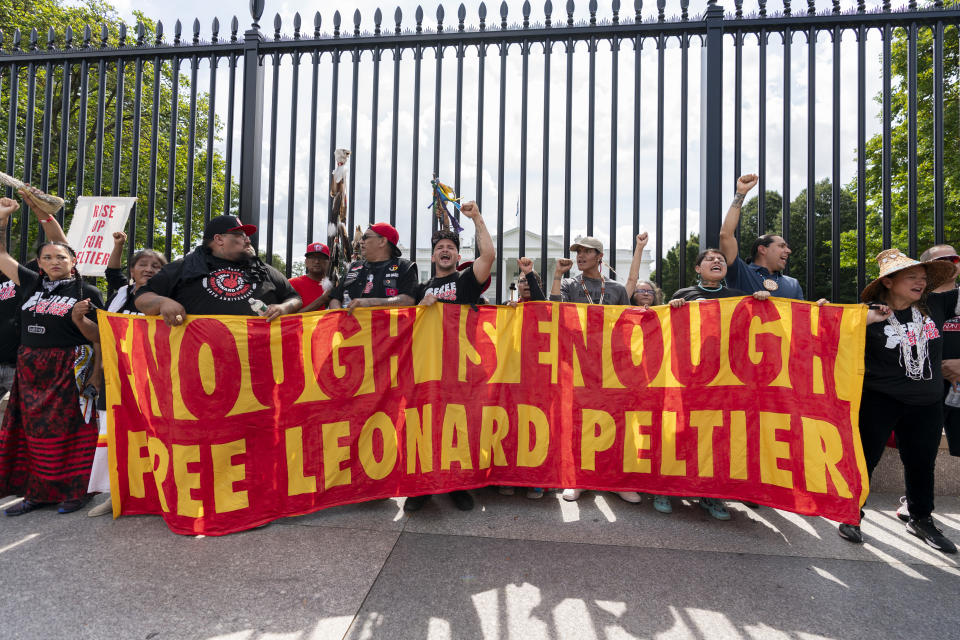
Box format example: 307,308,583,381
1,0,958,302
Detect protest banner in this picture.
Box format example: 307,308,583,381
99,299,869,535
65,196,137,276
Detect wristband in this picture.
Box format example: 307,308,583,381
42,216,54,223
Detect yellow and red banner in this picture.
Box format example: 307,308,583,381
99,299,869,535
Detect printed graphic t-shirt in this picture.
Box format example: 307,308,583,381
863,288,960,405
139,256,299,316
0,260,40,363
18,265,104,348
419,265,484,305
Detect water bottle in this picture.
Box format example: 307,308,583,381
248,298,268,316
946,382,960,408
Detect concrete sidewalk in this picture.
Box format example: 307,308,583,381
1,488,957,640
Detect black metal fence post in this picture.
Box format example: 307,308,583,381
239,1,266,240
699,0,724,250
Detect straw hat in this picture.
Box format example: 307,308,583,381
860,248,956,303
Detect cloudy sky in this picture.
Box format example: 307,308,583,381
61,0,925,290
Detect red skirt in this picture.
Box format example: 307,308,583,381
0,345,98,502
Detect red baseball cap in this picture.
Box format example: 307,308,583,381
305,242,330,257
368,222,402,257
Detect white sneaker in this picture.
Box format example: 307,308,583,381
87,497,112,517
562,488,583,501
615,491,642,504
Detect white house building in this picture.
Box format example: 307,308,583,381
402,227,653,301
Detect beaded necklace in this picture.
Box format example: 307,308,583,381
886,306,933,381
578,274,605,305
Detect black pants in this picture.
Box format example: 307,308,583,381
943,397,960,457
859,388,943,520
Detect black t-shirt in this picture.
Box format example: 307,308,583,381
942,288,960,361
670,285,748,301
106,285,144,315
17,265,103,348
330,258,419,305
0,274,19,364
137,253,299,316
864,289,960,405
420,266,484,305
0,260,43,364
105,266,128,299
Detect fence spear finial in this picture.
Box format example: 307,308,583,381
250,0,265,29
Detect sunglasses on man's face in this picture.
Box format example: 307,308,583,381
934,255,960,264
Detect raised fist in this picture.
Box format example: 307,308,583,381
113,231,127,245
460,201,480,219
636,232,648,248
0,196,19,222
736,174,759,194
555,258,573,275
517,257,534,274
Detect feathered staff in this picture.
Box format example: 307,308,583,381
429,176,464,234
0,171,65,217
351,225,363,261
328,148,352,279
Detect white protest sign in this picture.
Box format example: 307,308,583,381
66,196,137,277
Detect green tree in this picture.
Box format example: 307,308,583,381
652,233,700,300
738,181,858,302
0,0,239,264
658,180,859,302
849,1,960,276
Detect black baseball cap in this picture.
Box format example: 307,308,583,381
204,215,257,239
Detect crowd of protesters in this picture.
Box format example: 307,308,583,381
0,174,957,555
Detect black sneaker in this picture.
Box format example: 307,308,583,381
403,494,431,512
450,490,474,511
906,517,958,554
896,496,910,523
838,523,863,544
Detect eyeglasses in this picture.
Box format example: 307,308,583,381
934,255,960,264
636,288,655,295
361,233,379,241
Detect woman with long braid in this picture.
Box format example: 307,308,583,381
0,196,104,515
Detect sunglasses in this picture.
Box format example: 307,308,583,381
934,255,960,264
636,288,655,294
